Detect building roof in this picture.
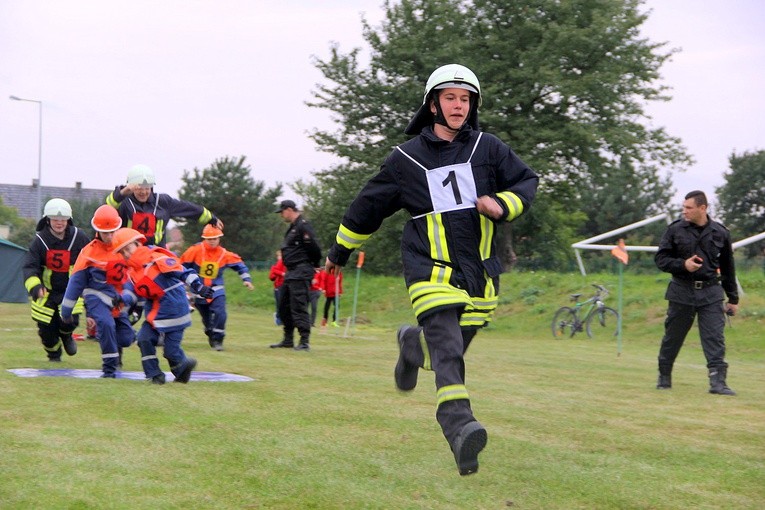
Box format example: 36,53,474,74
0,181,111,220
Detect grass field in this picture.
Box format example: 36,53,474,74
1,270,763,509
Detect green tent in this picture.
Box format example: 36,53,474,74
0,238,29,303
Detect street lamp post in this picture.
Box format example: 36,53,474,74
9,95,43,217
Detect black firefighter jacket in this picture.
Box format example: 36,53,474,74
328,125,538,326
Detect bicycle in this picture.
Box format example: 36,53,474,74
551,284,620,339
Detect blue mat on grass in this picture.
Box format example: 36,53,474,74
7,368,254,382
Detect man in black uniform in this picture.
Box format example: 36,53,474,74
655,190,739,395
325,64,538,475
270,200,322,351
22,198,91,361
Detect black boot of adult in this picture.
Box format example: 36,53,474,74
656,365,672,389
708,366,736,396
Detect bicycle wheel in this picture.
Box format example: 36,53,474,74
585,306,620,338
551,307,577,338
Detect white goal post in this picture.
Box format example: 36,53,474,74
571,213,765,276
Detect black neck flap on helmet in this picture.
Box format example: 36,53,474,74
404,89,479,136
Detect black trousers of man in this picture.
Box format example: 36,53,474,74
658,299,727,371
278,265,314,346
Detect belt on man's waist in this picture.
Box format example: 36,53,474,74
672,277,720,290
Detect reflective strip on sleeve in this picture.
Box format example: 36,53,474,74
197,208,213,224
496,191,524,222
336,224,370,250
24,276,42,293
437,384,469,406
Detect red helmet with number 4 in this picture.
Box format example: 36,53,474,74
91,205,122,232
112,228,146,254
201,225,223,239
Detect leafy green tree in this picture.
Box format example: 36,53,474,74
716,150,765,257
178,156,283,262
0,197,35,247
306,0,691,273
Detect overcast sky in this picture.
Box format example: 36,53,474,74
1,0,764,213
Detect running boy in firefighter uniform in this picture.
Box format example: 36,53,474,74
180,225,253,351
61,205,136,378
111,228,214,384
326,64,538,475
23,198,90,362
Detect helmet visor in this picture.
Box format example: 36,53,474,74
434,82,478,94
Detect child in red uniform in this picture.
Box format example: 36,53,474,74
320,269,344,327
269,250,286,326
112,228,214,384
180,225,253,351
61,206,135,378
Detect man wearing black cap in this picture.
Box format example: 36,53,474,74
270,200,322,351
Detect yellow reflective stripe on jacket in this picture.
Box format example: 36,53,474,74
408,281,472,319
437,384,469,405
105,193,119,208
197,208,213,224
336,224,370,250
30,298,55,323
479,214,493,261
430,264,453,285
426,213,450,263
24,275,42,293
496,191,524,222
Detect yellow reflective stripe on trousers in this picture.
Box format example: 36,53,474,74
496,191,524,222
426,213,450,262
336,224,370,250
437,384,469,405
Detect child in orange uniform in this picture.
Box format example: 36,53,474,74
61,206,135,378
180,225,253,351
112,228,214,384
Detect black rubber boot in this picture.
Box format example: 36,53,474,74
394,325,421,392
656,366,672,389
708,366,736,396
451,421,487,476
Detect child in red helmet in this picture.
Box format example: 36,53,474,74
180,225,253,351
112,228,214,384
61,205,135,378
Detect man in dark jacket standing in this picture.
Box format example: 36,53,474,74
655,190,739,395
270,200,322,351
325,64,538,475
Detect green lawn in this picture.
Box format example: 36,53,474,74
1,270,763,509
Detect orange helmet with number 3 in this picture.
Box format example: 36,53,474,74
201,225,223,239
91,205,122,232
112,228,146,254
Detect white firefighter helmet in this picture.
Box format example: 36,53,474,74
44,198,72,219
126,164,156,187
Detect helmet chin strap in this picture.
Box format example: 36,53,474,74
431,91,475,134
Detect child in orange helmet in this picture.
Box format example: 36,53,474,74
112,228,214,384
61,205,136,378
180,225,253,351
